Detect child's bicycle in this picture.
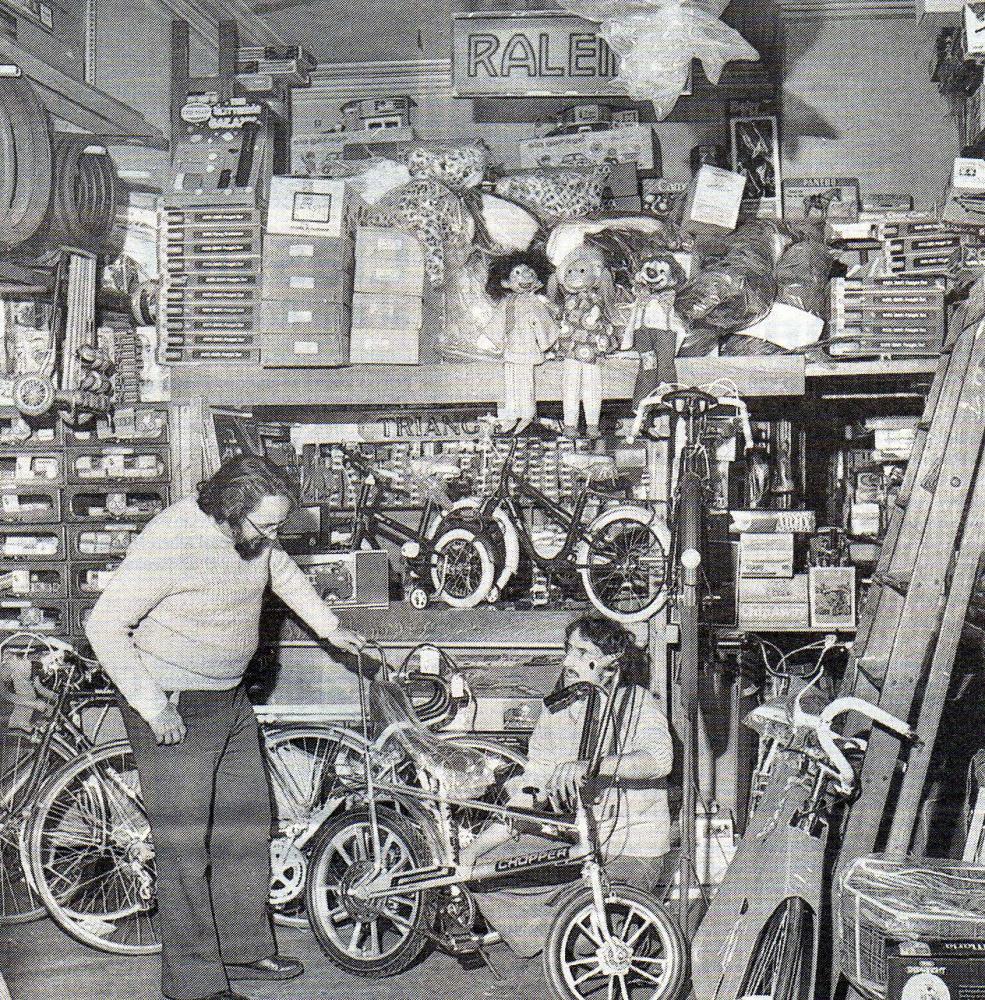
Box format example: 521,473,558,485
304,648,689,1000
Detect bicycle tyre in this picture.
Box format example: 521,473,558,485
264,724,368,928
306,805,433,976
578,506,671,624
737,897,814,1000
432,499,521,599
429,525,495,608
0,78,52,248
26,740,159,955
545,883,688,1000
0,730,71,923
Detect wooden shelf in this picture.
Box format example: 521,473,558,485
0,36,166,147
168,353,942,408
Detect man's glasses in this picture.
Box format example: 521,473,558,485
243,513,287,539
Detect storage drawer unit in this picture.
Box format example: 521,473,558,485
0,487,62,524
65,407,169,446
67,446,170,484
64,486,167,523
0,598,67,634
69,524,144,559
0,453,62,486
70,560,122,598
69,599,97,638
0,412,61,448
0,564,68,598
0,526,66,560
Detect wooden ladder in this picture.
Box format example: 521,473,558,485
690,290,985,1000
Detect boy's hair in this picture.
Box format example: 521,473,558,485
565,615,649,687
197,454,298,529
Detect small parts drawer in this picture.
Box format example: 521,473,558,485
0,487,61,523
0,598,67,633
65,407,168,446
71,560,121,598
70,600,96,637
0,454,62,485
64,486,167,522
69,524,143,558
0,564,67,598
68,447,169,484
0,412,61,448
0,526,65,560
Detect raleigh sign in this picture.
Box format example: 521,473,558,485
451,11,622,97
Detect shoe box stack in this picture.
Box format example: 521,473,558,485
160,198,265,365
827,275,946,358
261,177,363,367
0,407,170,646
349,227,426,365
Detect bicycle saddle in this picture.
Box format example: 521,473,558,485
369,681,495,798
410,458,461,480
560,452,616,477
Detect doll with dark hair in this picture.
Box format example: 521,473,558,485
486,250,558,435
620,251,688,408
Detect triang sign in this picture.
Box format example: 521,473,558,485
451,11,623,97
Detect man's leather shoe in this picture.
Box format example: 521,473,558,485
225,956,304,981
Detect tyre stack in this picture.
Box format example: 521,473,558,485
0,77,53,249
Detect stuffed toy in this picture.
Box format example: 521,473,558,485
620,251,687,407
486,250,558,435
555,246,618,439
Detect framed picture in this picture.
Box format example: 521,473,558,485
809,565,857,628
730,115,781,214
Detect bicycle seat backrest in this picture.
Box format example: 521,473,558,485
368,681,495,798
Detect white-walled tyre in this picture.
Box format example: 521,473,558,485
429,526,495,608
432,499,520,599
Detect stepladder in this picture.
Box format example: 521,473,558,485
690,289,985,1000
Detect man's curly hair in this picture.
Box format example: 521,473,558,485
197,454,298,530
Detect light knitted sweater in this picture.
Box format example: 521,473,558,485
85,496,340,724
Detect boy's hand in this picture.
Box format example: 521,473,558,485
547,760,589,808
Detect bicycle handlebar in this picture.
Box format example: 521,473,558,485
626,382,754,447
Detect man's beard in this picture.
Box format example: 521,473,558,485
233,532,270,560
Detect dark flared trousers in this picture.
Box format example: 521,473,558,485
120,685,276,1000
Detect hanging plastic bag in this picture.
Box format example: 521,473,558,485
438,254,504,362
557,0,759,118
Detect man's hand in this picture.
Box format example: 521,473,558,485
325,628,366,656
148,704,186,745
547,760,589,809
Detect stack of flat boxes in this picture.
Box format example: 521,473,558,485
828,276,946,358
161,201,264,365
350,227,426,365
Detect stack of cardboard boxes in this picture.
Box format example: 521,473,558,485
260,177,364,367
349,227,426,365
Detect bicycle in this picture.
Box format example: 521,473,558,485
0,632,116,925
689,645,916,1000
431,433,672,624
304,649,689,1000
22,645,525,955
338,447,497,609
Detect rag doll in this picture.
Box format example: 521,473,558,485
555,246,618,439
620,251,687,407
486,250,558,435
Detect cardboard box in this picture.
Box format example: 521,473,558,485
729,510,817,534
351,292,423,330
261,332,348,367
738,532,794,578
684,166,746,232
809,566,856,627
782,177,860,223
262,233,353,301
738,574,810,604
355,227,426,295
737,602,811,628
349,327,420,365
517,125,658,170
943,157,985,226
266,177,366,239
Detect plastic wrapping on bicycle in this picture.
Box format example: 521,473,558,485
369,681,496,798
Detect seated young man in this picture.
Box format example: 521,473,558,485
461,615,673,958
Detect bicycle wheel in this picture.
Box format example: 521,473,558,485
306,805,433,976
578,507,671,624
545,884,688,1000
26,740,159,955
432,500,521,600
0,729,71,923
264,725,366,927
737,897,814,1000
430,525,495,609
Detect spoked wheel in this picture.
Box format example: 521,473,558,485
578,509,671,624
264,726,365,927
432,500,520,600
1,731,70,923
26,741,159,955
306,806,432,976
545,885,688,1000
429,526,495,609
737,897,814,1000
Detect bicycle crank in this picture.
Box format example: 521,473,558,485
269,837,306,906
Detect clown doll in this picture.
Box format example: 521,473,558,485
620,251,687,408
556,246,618,439
486,250,558,435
